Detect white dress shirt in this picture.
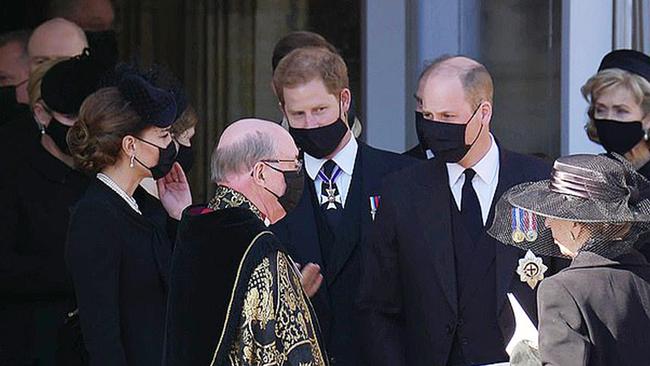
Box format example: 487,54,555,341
304,135,358,208
446,135,500,224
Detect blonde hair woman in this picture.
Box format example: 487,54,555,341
582,50,650,176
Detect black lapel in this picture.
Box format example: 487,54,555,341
324,145,364,284
415,160,458,313
293,176,333,336
491,150,526,315
135,187,172,288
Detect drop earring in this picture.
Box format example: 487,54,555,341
644,129,649,141
130,154,135,168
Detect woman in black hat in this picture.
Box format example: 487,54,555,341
582,49,650,178
66,73,191,366
0,51,105,366
489,154,650,366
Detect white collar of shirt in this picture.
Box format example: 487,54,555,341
446,134,500,224
304,134,357,179
304,133,358,207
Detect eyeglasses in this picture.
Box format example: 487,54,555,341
261,158,303,174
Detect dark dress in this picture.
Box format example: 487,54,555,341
65,179,174,366
538,250,650,366
0,140,89,366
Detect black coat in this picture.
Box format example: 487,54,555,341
403,143,427,160
357,148,566,366
0,141,88,365
66,179,174,366
538,250,650,366
271,142,415,365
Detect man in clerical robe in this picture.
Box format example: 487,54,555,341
163,118,327,366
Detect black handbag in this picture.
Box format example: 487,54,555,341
56,308,89,366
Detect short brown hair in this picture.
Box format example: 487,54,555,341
170,105,199,137
581,68,650,143
271,31,337,71
272,47,349,104
68,87,143,174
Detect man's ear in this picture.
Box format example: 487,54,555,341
251,162,266,186
340,88,352,115
32,102,51,127
479,100,493,126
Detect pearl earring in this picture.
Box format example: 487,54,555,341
130,155,135,168
644,129,649,141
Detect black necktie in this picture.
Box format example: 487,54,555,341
461,169,483,242
320,160,343,230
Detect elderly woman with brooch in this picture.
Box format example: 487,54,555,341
489,154,650,366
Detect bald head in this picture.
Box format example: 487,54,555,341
28,18,88,70
418,55,494,107
212,118,297,183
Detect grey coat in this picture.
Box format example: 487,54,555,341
538,250,650,366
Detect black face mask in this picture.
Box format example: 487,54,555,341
593,118,646,155
415,105,482,162
175,143,194,173
134,137,178,180
45,118,72,154
288,104,349,159
263,163,305,215
85,30,119,70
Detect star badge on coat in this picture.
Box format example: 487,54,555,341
516,250,548,289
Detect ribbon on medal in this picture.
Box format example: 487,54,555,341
369,195,380,221
523,210,538,242
511,207,526,243
318,165,343,210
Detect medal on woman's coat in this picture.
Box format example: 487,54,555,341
516,250,548,289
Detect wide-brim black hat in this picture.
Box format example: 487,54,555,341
598,49,650,81
41,48,106,115
117,73,177,128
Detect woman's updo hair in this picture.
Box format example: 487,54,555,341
68,87,144,174
581,68,650,143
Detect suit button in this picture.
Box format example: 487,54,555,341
330,356,336,364
461,337,469,345
457,318,464,326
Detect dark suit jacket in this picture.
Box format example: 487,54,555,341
538,250,650,366
403,143,426,160
66,179,174,366
271,142,415,365
357,147,563,366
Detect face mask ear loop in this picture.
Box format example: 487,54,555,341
466,102,484,147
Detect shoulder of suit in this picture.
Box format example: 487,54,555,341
501,148,552,180
359,142,420,169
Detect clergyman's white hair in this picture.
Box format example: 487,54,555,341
211,130,276,183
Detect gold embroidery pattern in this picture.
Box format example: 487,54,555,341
227,252,326,366
208,185,263,221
